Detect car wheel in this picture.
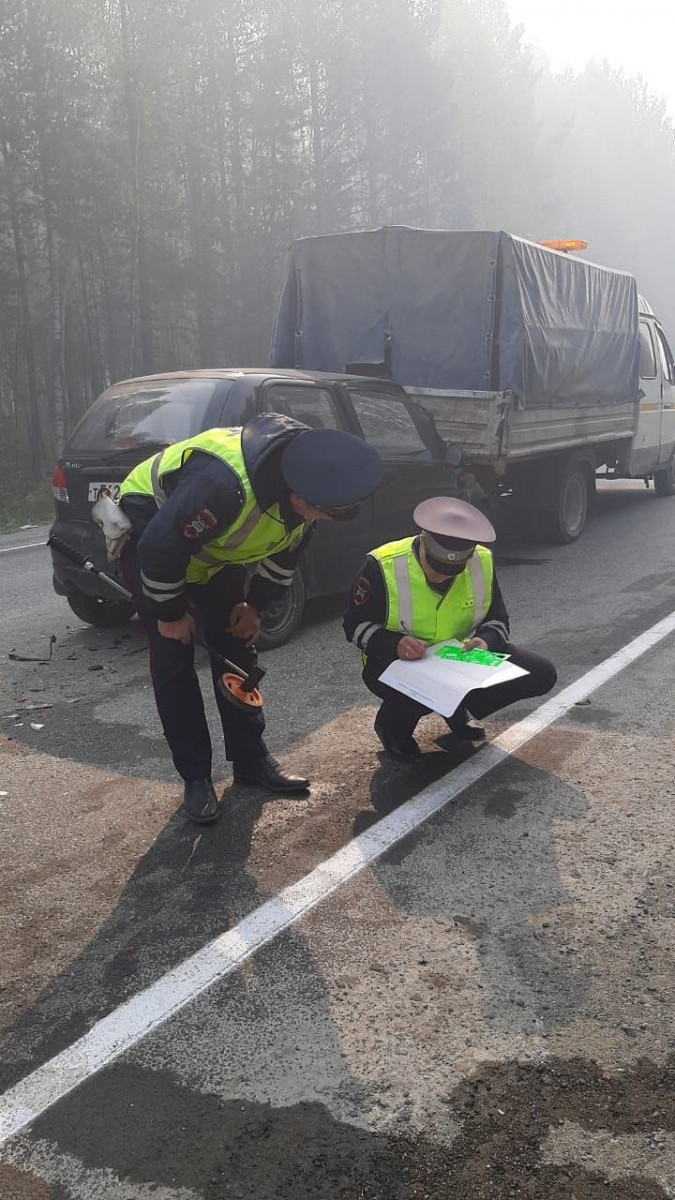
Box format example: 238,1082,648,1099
67,590,135,628
257,573,306,650
539,459,590,544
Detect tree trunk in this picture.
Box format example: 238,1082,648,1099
358,18,380,226
76,237,103,404
0,136,42,475
95,205,118,384
225,30,245,240
186,52,213,366
119,0,152,376
303,0,326,232
40,150,66,455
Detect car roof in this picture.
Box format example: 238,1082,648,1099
105,368,400,390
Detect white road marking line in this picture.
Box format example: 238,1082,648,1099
2,607,675,1146
0,541,47,554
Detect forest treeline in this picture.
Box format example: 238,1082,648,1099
1,0,674,515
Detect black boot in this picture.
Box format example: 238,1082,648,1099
233,754,310,793
447,706,486,743
374,709,421,764
183,777,220,824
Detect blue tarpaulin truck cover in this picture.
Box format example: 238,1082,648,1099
269,227,640,407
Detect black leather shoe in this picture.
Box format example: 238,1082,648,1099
183,777,220,824
374,710,422,764
447,707,486,743
233,755,310,793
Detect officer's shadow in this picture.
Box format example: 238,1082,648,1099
353,727,481,836
0,780,275,1093
354,713,593,1038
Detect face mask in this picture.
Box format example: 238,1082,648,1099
421,533,475,577
425,558,466,578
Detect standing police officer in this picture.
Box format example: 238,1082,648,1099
120,413,382,822
344,496,556,763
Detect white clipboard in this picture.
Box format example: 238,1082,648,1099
378,640,528,718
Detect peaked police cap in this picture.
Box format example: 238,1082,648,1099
281,429,383,507
414,496,496,548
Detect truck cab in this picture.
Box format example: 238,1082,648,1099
621,303,675,489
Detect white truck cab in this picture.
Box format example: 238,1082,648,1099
621,299,675,491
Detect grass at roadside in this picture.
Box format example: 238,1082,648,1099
0,481,53,533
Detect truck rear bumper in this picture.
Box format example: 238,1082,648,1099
408,387,637,469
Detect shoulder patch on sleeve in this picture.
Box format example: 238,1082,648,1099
182,508,218,540
352,576,371,606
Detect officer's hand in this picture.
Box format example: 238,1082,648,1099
228,602,261,646
158,613,195,644
464,636,488,652
397,636,427,661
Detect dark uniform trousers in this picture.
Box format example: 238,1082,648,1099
363,644,557,739
123,539,265,781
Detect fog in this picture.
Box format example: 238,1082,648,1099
1,0,674,516
506,0,675,120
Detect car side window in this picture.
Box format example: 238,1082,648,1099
349,391,429,458
655,327,675,385
259,384,342,430
639,323,657,380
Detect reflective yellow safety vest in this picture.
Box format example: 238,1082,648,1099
370,537,494,645
120,428,307,585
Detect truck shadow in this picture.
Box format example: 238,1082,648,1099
354,721,592,1037
8,1053,672,1199
7,706,656,1200
0,787,274,1092
1,752,614,1200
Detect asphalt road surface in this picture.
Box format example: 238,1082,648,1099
2,483,675,1198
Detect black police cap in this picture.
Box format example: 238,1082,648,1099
281,429,383,507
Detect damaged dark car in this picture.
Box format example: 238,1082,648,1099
49,368,460,649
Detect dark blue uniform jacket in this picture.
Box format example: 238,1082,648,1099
120,414,314,622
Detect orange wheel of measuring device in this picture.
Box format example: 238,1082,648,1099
217,672,264,710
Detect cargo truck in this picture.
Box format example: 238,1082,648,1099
270,227,675,542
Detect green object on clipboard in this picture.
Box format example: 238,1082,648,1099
434,645,509,668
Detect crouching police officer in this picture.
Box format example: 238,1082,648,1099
344,496,556,763
120,413,382,822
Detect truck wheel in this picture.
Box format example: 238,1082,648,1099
654,450,675,497
257,573,306,650
67,590,135,628
541,460,590,544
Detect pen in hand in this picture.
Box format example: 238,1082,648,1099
398,623,428,662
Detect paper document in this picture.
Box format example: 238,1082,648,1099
378,639,529,718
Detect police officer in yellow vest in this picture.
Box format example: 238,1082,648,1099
120,414,382,821
344,496,556,763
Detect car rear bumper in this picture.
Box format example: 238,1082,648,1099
49,517,129,599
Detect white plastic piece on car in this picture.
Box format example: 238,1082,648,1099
91,494,133,562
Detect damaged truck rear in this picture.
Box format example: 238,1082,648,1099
270,227,675,542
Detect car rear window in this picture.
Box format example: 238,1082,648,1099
65,379,219,454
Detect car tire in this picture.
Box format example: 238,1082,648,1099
654,449,675,497
67,590,135,628
257,573,306,650
539,458,590,544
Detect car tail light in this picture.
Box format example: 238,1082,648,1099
51,465,70,503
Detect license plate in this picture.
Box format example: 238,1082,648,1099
87,482,121,503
